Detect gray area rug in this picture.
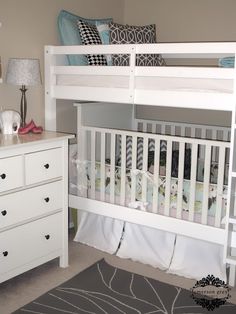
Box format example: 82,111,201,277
14,259,236,313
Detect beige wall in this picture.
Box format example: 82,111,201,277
124,0,236,126
124,0,236,42
0,0,124,131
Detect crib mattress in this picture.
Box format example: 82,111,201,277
69,161,227,226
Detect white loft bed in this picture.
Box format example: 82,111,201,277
45,42,236,285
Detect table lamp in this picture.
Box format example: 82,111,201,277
6,58,41,126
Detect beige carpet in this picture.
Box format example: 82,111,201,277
1,232,236,314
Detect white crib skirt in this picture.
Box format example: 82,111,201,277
73,213,227,281
74,211,124,254
116,222,176,270
167,235,227,282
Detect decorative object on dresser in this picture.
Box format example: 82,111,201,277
6,58,42,127
0,110,21,134
18,119,43,135
0,131,73,284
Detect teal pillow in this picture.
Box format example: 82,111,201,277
96,21,112,65
57,10,112,65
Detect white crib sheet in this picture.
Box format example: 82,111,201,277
70,161,227,225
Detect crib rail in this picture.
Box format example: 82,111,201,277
76,126,230,229
135,118,230,163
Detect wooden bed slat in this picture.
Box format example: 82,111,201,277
90,130,96,199
189,143,198,222
176,142,185,219
131,136,137,204
110,134,116,204
142,137,148,204
164,140,172,216
201,145,212,225
215,146,226,228
120,134,126,206
152,138,160,214
100,132,106,202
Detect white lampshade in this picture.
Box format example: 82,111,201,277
6,58,41,86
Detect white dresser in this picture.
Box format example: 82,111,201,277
0,131,73,283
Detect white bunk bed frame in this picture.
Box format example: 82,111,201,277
45,42,236,285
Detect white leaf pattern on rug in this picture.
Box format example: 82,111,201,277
14,259,236,313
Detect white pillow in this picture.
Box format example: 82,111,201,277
168,235,227,282
74,211,124,254
116,222,176,270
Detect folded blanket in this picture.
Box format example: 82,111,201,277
218,56,235,68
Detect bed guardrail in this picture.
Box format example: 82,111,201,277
45,42,236,130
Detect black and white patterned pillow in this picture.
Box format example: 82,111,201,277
117,136,156,170
77,20,107,65
109,22,165,66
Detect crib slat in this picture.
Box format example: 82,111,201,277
212,129,217,162
164,140,172,216
110,133,116,204
152,138,160,213
120,134,126,206
90,130,96,199
78,128,87,197
215,146,226,227
200,128,207,160
142,137,148,204
176,142,185,219
131,136,137,203
201,145,211,225
189,143,198,221
223,130,230,166
100,132,106,201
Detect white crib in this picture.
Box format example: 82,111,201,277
70,103,230,235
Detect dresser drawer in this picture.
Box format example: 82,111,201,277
0,181,62,229
0,213,62,275
0,156,24,193
25,148,62,185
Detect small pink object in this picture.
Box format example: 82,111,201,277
18,120,43,135
18,120,36,134
31,126,43,134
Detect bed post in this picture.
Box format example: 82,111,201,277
44,46,57,131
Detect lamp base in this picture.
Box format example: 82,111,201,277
20,85,27,127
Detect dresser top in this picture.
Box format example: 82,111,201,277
0,131,74,150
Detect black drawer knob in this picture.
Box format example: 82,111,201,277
0,173,6,179
1,210,7,216
44,163,50,169
3,251,8,257
44,197,50,203
45,234,50,240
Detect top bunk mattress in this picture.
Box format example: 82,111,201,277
57,75,233,94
